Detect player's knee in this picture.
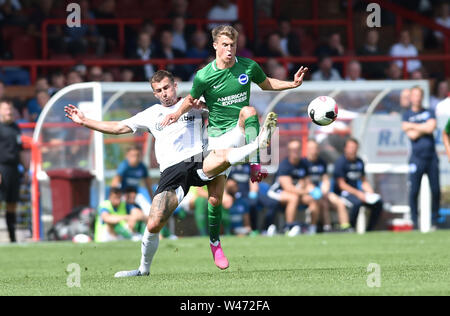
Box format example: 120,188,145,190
208,196,222,207
240,106,257,119
147,220,163,234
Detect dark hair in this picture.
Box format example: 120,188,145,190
109,187,123,195
0,98,13,106
124,186,138,194
126,144,141,153
150,70,175,86
346,137,359,146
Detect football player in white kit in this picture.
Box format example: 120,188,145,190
64,70,277,277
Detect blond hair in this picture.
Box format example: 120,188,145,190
211,25,238,43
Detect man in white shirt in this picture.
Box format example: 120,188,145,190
207,0,238,30
435,93,450,117
389,30,422,73
64,70,277,277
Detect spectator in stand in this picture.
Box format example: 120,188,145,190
171,16,188,54
207,0,239,30
0,0,23,25
278,18,301,57
185,30,211,75
402,86,440,229
410,68,426,80
345,60,364,81
48,72,66,96
64,0,103,57
67,70,84,85
236,33,253,58
127,32,156,81
430,79,449,112
357,29,386,79
23,76,49,122
434,3,450,44
259,32,286,58
121,68,135,82
311,55,342,81
154,29,187,81
168,0,192,19
93,0,118,52
315,32,345,75
28,0,64,54
333,138,383,231
385,62,403,80
88,66,104,82
27,89,50,122
102,71,114,82
389,30,422,74
270,65,288,81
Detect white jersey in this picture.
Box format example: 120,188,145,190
121,98,207,172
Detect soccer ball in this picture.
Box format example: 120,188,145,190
307,96,338,126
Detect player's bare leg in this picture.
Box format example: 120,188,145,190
114,191,179,278
207,176,229,270
328,192,351,230
201,112,278,178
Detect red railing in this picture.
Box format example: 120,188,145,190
2,54,449,85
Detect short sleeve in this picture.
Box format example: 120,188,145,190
190,72,206,100
427,109,436,120
250,60,267,85
121,110,151,134
116,160,128,177
333,157,345,179
445,119,450,134
402,111,409,122
277,160,292,177
140,163,149,178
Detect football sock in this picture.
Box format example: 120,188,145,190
194,197,208,236
139,229,159,275
208,203,222,244
227,142,259,165
6,212,16,243
244,115,260,163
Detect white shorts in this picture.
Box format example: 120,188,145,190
207,121,246,177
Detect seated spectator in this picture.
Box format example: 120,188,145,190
333,138,383,231
266,140,320,236
430,79,449,112
64,0,103,57
311,56,342,81
0,0,22,25
315,32,345,75
88,66,104,82
128,32,156,81
434,3,450,44
207,0,239,30
270,65,288,80
120,68,135,82
302,139,351,232
237,33,253,58
27,89,50,122
171,16,188,54
94,187,147,242
385,62,402,80
225,182,252,236
93,0,118,52
345,60,364,81
48,72,66,96
102,71,114,82
259,32,286,57
278,18,301,57
185,30,211,75
111,145,154,200
410,68,426,80
357,29,386,79
389,30,422,74
0,66,30,86
66,70,84,85
154,29,187,81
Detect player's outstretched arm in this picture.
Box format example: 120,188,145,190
64,104,132,135
258,66,309,91
160,95,203,127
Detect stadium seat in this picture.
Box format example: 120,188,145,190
11,36,38,60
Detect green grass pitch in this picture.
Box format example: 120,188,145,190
1,231,450,296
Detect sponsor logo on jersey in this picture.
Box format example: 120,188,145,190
217,92,248,106
238,74,249,85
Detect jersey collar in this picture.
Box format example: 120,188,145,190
212,57,239,71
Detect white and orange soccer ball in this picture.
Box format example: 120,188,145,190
307,96,339,126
